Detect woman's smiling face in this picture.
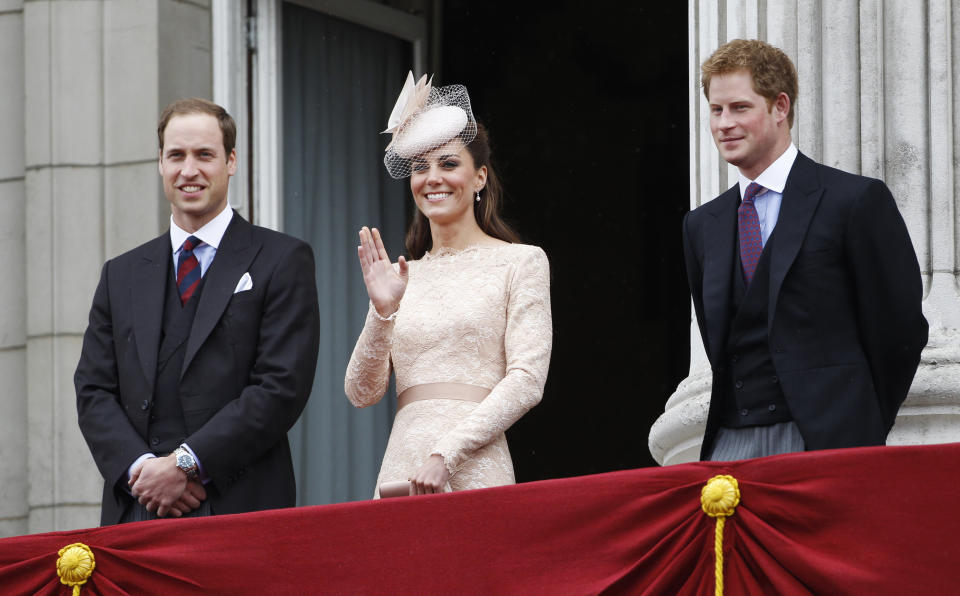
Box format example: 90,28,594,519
409,141,486,227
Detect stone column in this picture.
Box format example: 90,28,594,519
25,0,107,533
0,0,28,538
22,0,212,534
884,0,960,447
650,0,960,465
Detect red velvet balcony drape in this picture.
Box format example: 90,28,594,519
2,443,958,595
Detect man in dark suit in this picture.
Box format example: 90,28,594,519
75,98,320,524
683,40,928,461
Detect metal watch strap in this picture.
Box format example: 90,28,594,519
173,446,198,480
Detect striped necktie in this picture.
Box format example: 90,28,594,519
738,182,765,285
177,236,203,306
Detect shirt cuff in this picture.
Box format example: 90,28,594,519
181,443,210,484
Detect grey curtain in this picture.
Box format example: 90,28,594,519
282,2,411,504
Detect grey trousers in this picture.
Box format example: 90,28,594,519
119,495,213,523
707,420,806,461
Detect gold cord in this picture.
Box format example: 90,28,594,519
701,475,741,596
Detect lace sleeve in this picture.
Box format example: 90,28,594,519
344,302,395,408
431,246,553,474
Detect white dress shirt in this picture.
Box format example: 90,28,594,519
737,143,799,247
170,203,234,274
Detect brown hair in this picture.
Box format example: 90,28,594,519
405,124,521,258
157,97,237,157
701,39,798,127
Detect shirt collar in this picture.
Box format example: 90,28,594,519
170,204,234,252
738,142,798,197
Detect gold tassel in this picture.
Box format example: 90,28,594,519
701,475,741,596
57,543,95,596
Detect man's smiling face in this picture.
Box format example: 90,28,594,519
159,113,237,232
708,69,790,179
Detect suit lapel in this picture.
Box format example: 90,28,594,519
768,153,824,328
132,234,171,393
702,186,740,362
182,213,262,378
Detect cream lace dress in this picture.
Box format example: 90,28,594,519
344,243,553,497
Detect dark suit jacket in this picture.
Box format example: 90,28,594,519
75,212,320,525
683,153,928,459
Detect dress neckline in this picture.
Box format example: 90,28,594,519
423,242,512,260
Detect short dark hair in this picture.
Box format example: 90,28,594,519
701,39,799,127
157,98,237,157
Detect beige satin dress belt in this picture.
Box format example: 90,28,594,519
397,382,490,410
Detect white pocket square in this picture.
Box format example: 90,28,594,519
234,272,253,293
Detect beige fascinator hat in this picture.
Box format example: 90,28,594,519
383,71,477,179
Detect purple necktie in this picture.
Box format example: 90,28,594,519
738,182,765,285
177,236,203,306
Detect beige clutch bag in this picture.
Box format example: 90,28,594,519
379,480,411,498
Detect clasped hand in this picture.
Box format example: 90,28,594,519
130,454,207,518
357,226,408,317
409,454,450,495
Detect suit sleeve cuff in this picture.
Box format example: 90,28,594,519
181,443,210,484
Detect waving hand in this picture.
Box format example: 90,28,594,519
357,226,408,318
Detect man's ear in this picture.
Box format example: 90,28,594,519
227,148,238,176
773,92,790,124
158,151,163,175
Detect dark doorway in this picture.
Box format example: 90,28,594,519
441,3,691,478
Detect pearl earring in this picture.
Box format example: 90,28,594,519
475,190,481,202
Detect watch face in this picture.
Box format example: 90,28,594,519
177,453,193,469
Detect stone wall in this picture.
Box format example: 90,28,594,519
0,0,28,538
0,0,214,536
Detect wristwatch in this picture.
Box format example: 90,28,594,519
173,445,199,480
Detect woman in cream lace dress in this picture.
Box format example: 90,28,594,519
344,75,552,497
